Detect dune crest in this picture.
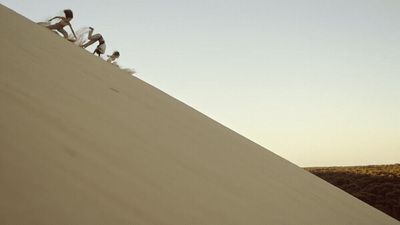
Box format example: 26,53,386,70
0,4,399,225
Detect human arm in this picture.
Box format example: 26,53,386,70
68,24,77,39
49,16,63,21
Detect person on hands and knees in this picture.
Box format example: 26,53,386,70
46,9,77,41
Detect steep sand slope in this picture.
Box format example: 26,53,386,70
0,4,398,225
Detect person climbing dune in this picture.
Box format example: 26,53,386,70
107,51,120,63
46,9,77,41
80,27,106,56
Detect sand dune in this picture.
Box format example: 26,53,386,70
0,4,398,225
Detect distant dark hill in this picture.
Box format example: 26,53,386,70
306,164,400,221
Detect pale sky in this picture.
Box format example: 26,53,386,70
2,0,399,167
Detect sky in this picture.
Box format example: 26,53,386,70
1,0,399,167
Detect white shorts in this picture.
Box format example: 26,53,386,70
97,43,106,54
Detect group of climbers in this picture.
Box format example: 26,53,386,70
43,9,121,65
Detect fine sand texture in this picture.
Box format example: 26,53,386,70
1,4,399,225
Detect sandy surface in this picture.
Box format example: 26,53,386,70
0,4,398,225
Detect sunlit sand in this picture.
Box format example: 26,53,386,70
0,4,398,225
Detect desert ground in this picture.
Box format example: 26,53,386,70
1,4,399,225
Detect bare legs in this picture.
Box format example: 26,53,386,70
46,24,68,38
82,29,102,48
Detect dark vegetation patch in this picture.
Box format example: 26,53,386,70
305,164,400,221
